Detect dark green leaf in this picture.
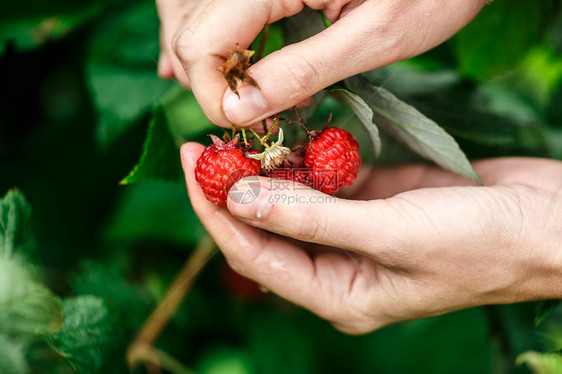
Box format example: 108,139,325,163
329,87,381,157
121,107,183,184
104,181,204,245
160,86,215,145
87,1,172,149
73,261,152,327
535,300,561,326
0,259,62,335
516,351,562,374
250,23,284,59
48,296,122,374
346,76,480,183
453,0,559,79
0,334,29,374
0,189,36,261
282,7,325,45
0,3,102,55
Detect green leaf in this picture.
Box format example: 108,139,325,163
120,107,183,184
282,7,325,45
122,85,216,185
0,3,102,55
0,259,62,335
516,351,562,374
87,1,172,149
196,348,253,374
104,181,204,245
160,85,215,146
346,76,481,183
250,23,284,59
73,261,152,327
0,334,29,374
452,0,559,79
535,300,561,326
329,87,381,157
0,189,36,261
48,296,122,374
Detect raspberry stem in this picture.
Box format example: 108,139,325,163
322,113,333,132
291,106,314,150
292,106,310,136
249,115,280,149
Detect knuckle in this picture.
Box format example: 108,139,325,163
327,308,376,335
487,188,528,249
226,229,271,278
277,53,319,100
276,0,304,18
174,28,196,64
294,205,325,243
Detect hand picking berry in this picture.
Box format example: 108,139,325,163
195,135,260,206
304,127,361,194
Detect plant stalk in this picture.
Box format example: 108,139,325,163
127,236,216,368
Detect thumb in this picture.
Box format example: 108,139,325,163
226,176,384,255
221,16,381,126
227,176,513,272
222,0,485,126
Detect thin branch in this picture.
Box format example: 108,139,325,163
127,236,216,368
136,345,195,374
292,107,310,136
255,25,270,62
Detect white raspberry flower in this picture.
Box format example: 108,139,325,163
248,128,291,171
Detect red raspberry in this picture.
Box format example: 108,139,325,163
195,136,261,206
304,127,361,194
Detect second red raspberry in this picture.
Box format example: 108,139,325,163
304,127,361,194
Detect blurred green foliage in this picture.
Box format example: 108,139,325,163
1,0,562,373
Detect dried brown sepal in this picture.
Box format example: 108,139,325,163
219,43,260,97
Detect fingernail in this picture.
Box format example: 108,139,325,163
223,85,268,125
228,179,271,220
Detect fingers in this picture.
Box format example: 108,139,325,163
156,0,210,86
338,163,478,201
157,52,174,80
338,157,562,201
226,176,402,258
174,0,485,127
180,142,384,326
180,142,314,296
225,172,533,275
220,0,486,126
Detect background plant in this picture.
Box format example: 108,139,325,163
1,0,562,373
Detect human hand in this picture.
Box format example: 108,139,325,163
157,0,487,127
181,142,562,334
